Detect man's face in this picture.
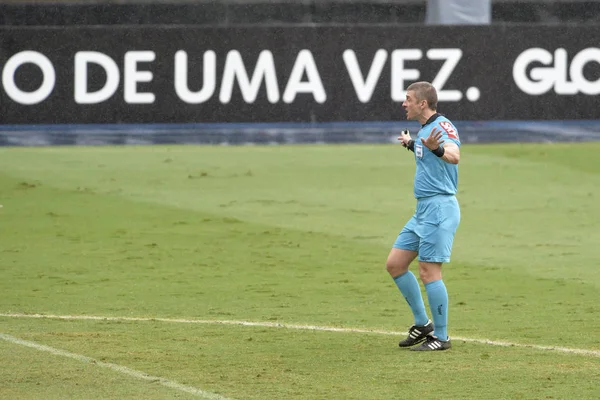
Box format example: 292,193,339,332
402,90,424,121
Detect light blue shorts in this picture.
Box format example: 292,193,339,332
393,194,461,263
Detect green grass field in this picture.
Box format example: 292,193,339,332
1,143,599,399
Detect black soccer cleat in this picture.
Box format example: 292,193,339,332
398,320,434,347
410,334,452,351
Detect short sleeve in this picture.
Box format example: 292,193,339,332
438,121,460,146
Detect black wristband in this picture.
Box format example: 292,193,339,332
406,140,415,152
431,145,445,157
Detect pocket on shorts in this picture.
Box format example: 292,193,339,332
439,197,460,229
417,201,442,226
436,203,443,226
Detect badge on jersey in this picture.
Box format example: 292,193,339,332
439,121,459,140
415,143,423,158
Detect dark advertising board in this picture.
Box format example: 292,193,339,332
1,25,599,124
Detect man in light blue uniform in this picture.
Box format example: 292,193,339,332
387,81,461,351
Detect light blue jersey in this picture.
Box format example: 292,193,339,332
413,114,460,199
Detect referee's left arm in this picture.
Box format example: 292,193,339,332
441,142,460,164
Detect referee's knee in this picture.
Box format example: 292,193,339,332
418,261,443,283
385,250,413,277
386,261,407,277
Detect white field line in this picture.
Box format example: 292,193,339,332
0,332,230,400
2,312,600,358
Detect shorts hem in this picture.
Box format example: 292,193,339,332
418,257,450,263
392,244,418,252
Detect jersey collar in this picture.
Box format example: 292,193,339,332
422,112,442,127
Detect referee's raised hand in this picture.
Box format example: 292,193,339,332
421,128,444,150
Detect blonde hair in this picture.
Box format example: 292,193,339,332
407,81,438,111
